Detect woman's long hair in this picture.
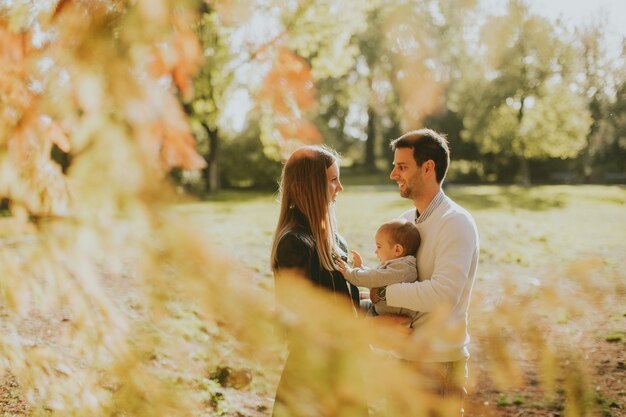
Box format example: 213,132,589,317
271,145,340,272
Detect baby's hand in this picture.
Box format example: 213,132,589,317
350,250,363,268
336,258,348,275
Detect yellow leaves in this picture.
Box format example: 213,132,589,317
40,114,70,153
74,73,105,115
4,115,70,216
480,15,512,69
0,1,209,220
0,19,71,216
0,20,28,63
0,2,215,416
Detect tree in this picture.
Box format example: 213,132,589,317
459,0,591,185
184,6,234,194
176,0,377,194
312,0,479,172
598,51,626,178
259,0,374,159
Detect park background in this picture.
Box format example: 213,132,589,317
0,0,624,417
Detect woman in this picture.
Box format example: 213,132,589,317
271,144,360,306
270,145,367,417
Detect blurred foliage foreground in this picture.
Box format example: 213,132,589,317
3,185,624,417
185,185,625,417
0,0,624,416
8,182,618,416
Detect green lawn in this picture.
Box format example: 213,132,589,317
179,184,625,286
177,184,626,415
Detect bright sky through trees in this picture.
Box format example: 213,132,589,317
488,0,626,55
221,0,625,134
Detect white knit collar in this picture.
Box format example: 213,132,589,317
415,190,445,224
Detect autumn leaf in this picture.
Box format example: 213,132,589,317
260,47,316,112
0,22,33,134
277,117,322,145
259,47,321,145
172,25,203,101
149,45,171,78
133,92,207,171
209,1,254,26
7,116,69,215
40,116,71,153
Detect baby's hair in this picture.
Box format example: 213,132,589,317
377,219,421,257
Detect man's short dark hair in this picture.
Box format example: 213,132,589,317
390,129,450,183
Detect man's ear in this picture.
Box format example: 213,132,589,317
423,159,435,177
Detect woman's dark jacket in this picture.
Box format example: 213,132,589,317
274,225,361,312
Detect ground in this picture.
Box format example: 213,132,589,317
1,185,624,416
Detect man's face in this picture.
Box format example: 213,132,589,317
390,147,423,199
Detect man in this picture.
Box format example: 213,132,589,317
371,129,479,414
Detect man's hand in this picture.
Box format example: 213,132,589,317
370,287,384,303
371,314,412,334
350,250,363,268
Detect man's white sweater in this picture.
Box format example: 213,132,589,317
386,191,479,362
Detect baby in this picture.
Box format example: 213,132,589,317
337,219,420,318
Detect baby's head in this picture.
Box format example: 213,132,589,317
374,219,421,263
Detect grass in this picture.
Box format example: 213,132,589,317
495,393,525,406
181,185,625,281
173,184,626,416
3,185,622,416
604,331,625,343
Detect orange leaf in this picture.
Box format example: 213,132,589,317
157,97,206,171
259,47,316,114
259,48,320,146
7,119,70,216
149,46,170,78
171,26,202,100
40,117,71,153
277,117,322,144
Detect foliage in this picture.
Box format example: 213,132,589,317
1,0,625,415
197,185,625,416
181,0,378,192
457,0,592,184
0,1,276,416
219,128,283,190
178,0,624,191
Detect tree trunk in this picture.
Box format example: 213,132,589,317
204,123,220,194
517,97,531,186
519,153,530,187
364,106,377,172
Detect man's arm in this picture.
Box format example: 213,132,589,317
386,216,477,311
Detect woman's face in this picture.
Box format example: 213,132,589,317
326,161,343,203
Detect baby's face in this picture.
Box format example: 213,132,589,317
375,230,401,263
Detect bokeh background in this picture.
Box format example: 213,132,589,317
1,1,624,416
